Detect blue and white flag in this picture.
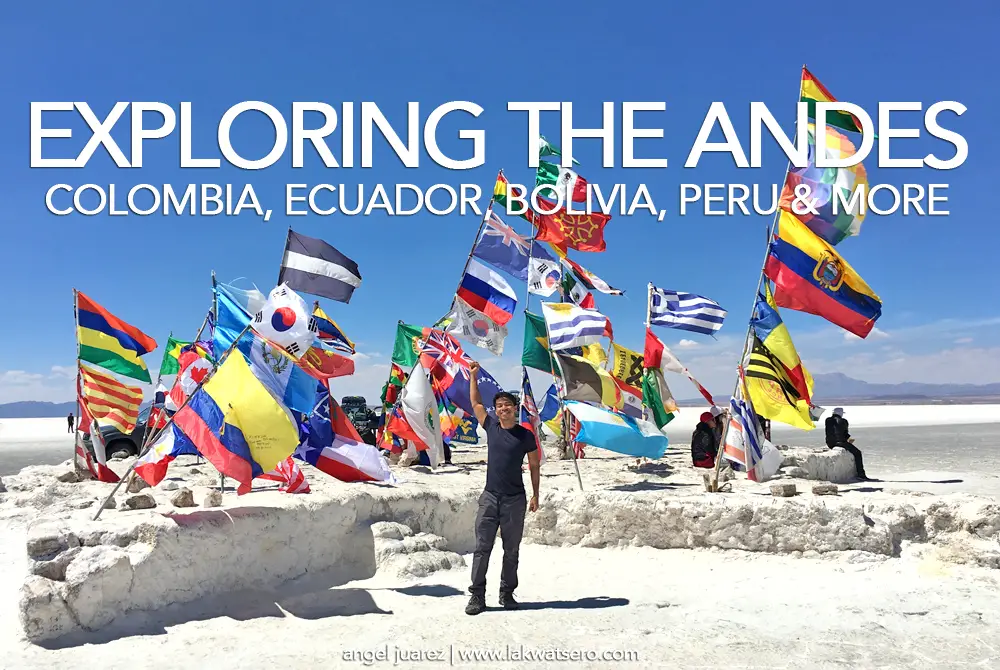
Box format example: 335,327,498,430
279,229,362,304
444,362,505,419
563,400,668,459
723,394,783,482
540,302,613,351
527,241,561,297
471,208,531,281
648,285,726,336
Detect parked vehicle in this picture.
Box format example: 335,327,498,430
341,396,377,445
81,404,151,458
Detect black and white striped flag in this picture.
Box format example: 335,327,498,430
278,230,362,303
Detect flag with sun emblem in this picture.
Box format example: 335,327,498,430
251,284,318,359
442,296,508,356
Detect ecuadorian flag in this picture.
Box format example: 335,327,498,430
172,352,299,495
764,211,882,339
77,292,157,383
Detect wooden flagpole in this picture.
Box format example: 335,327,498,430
712,65,805,491
93,321,254,520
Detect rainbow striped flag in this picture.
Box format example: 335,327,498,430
78,364,143,433
76,291,156,383
800,66,865,135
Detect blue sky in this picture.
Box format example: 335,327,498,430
1,1,997,405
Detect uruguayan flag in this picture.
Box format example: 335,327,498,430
540,302,613,351
723,394,783,482
648,285,726,336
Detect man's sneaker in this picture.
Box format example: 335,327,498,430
499,592,519,610
465,595,486,615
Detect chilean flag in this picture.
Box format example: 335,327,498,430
456,259,517,326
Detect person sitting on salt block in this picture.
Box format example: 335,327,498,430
691,411,718,468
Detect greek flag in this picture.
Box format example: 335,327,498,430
648,285,726,336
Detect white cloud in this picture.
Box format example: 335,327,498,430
844,327,889,342
677,339,699,349
0,368,75,404
806,347,1000,386
955,337,973,345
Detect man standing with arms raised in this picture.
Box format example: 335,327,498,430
465,360,540,615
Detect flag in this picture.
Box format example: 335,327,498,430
172,352,300,494
456,259,518,326
608,342,644,395
252,284,318,359
245,333,320,415
76,291,157,383
213,282,266,355
519,368,545,463
279,229,362,303
559,265,595,308
541,302,613,352
392,322,425,368
471,207,531,281
159,336,192,376
560,256,624,296
563,401,668,459
644,328,714,405
752,284,811,402
148,383,169,431
744,336,814,430
613,378,644,419
418,329,473,391
527,242,562,297
298,385,396,483
800,66,865,135
296,340,355,381
556,353,623,410
165,349,214,412
780,123,868,245
538,384,561,433
134,423,200,486
538,135,578,164
528,199,610,254
722,390,784,482
522,311,557,373
765,211,882,338
442,296,508,356
78,364,143,434
648,285,727,336
74,431,119,483
641,368,677,429
536,160,587,203
311,303,355,354
444,362,504,419
258,456,311,493
493,170,529,219
394,361,445,466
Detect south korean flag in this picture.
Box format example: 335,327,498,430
252,283,317,359
528,257,561,297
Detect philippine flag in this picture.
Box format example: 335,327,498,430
456,259,517,326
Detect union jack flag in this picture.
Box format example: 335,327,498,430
419,329,472,387
483,209,530,254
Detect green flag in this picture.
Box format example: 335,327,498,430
522,312,558,374
538,135,579,166
642,368,677,429
158,336,191,376
391,323,424,368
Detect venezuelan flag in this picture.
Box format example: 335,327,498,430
764,211,882,338
76,291,157,383
752,284,813,403
312,304,355,354
172,352,299,494
800,66,865,135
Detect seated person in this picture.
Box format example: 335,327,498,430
691,411,718,468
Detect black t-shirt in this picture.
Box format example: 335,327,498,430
483,414,537,496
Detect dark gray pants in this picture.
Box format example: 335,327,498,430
469,490,526,597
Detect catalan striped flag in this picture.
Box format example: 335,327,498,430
648,286,726,336
764,210,882,338
800,66,865,135
76,291,157,383
78,364,143,433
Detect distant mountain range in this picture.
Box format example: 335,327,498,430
677,372,1000,406
0,401,77,419
3,372,1000,418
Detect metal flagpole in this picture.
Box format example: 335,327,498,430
73,289,82,471
712,65,805,491
93,321,254,520
277,226,292,287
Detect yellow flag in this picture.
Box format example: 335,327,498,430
609,342,644,392
744,336,814,430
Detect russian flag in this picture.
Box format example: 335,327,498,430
456,259,517,326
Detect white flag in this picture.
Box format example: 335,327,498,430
527,257,561,297
443,297,508,356
399,361,445,468
252,283,317,359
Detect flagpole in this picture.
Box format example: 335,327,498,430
712,65,804,491
93,321,254,520
539,304,584,491
449,196,495,311
73,289,82,472
277,226,292,287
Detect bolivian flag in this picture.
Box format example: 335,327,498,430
800,66,865,135
76,291,157,383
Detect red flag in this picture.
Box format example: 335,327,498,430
297,344,355,380
528,199,610,254
258,456,311,493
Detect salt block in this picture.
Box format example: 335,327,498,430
127,476,150,493
0,475,5,492
56,470,80,484
169,488,196,508
63,545,133,631
813,484,839,496
120,493,155,510
202,490,223,508
161,481,179,491
770,483,797,497
19,575,76,643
